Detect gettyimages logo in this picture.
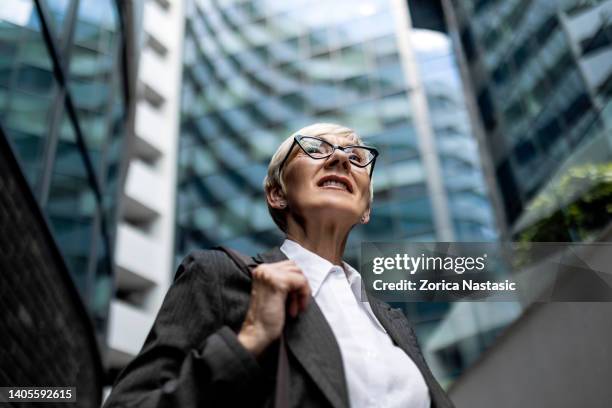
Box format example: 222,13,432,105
361,242,612,302
372,253,488,275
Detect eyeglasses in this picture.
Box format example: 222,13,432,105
279,135,379,178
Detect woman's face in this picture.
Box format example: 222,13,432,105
281,133,371,227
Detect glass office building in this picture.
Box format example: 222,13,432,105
177,0,495,255
405,28,501,385
420,0,612,386
178,0,428,260
177,0,496,385
446,0,612,240
0,0,132,335
412,29,496,242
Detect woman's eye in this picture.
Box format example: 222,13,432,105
305,145,320,153
350,154,364,163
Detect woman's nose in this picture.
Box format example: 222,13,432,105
324,148,351,171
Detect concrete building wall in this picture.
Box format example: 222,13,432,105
449,302,612,408
107,0,185,372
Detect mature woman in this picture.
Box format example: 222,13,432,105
104,123,454,408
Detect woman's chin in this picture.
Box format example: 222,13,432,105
303,201,360,220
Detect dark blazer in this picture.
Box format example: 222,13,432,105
104,247,454,408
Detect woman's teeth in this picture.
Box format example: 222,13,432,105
322,180,348,190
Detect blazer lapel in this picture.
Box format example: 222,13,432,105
367,297,422,363
255,247,350,408
284,300,350,408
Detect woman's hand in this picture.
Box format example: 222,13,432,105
238,260,311,357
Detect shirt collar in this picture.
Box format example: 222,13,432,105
280,239,386,332
343,261,368,303
281,239,360,297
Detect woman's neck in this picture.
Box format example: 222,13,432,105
285,219,350,265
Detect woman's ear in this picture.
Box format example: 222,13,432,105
266,184,287,209
360,208,371,224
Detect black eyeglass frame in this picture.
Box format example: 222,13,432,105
278,135,379,179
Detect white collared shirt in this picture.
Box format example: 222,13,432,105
280,239,431,408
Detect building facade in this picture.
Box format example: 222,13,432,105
442,0,612,241
105,0,185,380
0,0,136,402
434,0,612,405
411,29,496,242
176,0,495,258
176,0,497,387
0,0,133,340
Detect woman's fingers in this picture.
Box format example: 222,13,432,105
287,271,310,312
283,270,310,318
238,261,311,356
282,269,308,290
288,292,299,318
298,283,310,312
253,262,311,316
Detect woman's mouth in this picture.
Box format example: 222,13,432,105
321,180,350,191
317,175,354,192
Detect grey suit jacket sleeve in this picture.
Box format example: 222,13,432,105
103,250,264,408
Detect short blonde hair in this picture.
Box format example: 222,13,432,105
263,123,375,233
